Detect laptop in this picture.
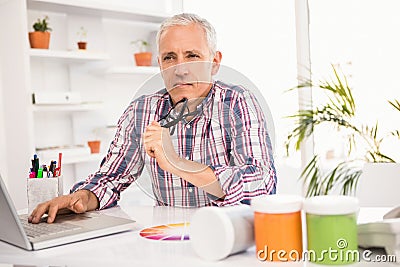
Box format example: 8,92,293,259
0,175,136,250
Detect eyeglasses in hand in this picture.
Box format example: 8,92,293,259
158,98,199,135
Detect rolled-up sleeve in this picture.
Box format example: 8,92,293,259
71,102,144,209
208,89,277,206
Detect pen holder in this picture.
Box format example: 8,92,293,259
27,176,63,214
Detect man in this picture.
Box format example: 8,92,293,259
29,13,276,224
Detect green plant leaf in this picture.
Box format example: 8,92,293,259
388,99,400,112
285,64,398,197
32,16,51,32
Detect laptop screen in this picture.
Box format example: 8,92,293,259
0,176,32,250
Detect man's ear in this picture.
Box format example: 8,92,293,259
211,51,222,75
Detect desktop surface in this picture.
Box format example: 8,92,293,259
0,205,396,267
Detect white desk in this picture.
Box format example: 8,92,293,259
0,205,397,267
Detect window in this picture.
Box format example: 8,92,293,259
309,0,400,162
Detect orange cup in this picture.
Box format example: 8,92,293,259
251,195,303,262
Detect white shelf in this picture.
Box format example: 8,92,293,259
27,0,170,23
30,49,110,63
105,66,159,75
62,153,104,165
32,102,104,112
36,146,105,165
40,153,104,165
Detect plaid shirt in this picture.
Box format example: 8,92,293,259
72,80,276,208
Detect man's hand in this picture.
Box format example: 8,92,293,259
28,190,99,224
143,121,225,198
143,121,179,172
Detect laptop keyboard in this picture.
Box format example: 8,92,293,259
19,215,82,239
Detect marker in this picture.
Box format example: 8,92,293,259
42,165,48,178
33,154,39,175
52,161,57,177
37,168,43,178
49,160,55,176
31,154,39,178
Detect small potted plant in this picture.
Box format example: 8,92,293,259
29,16,52,49
76,26,87,50
87,128,101,154
131,39,152,66
87,140,101,154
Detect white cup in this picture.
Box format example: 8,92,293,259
27,176,63,213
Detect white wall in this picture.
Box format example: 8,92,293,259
0,0,303,211
309,0,400,162
2,0,183,208
0,57,7,188
0,0,34,210
183,0,303,195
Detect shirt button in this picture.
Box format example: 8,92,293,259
186,124,191,129
186,156,190,160
189,188,193,193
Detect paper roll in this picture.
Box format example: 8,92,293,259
190,205,254,261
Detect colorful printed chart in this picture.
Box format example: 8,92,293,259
139,222,190,241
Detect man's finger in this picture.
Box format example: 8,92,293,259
47,203,59,223
145,126,160,132
146,121,162,131
30,203,49,224
151,121,161,127
28,207,39,223
145,146,156,158
143,134,156,142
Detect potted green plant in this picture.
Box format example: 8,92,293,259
29,16,52,49
76,26,87,50
131,39,152,66
285,65,400,196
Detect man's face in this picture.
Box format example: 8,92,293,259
158,24,221,104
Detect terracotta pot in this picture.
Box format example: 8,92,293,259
77,42,87,50
29,31,50,49
134,52,152,66
88,140,101,154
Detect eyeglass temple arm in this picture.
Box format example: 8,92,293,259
158,98,189,128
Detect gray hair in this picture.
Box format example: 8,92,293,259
156,13,217,56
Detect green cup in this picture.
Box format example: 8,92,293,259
303,196,359,265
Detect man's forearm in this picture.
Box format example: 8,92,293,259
168,158,225,198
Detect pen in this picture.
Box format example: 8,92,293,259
58,152,62,176
49,161,55,177
31,154,39,178
35,155,39,177
53,161,57,177
42,165,48,178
